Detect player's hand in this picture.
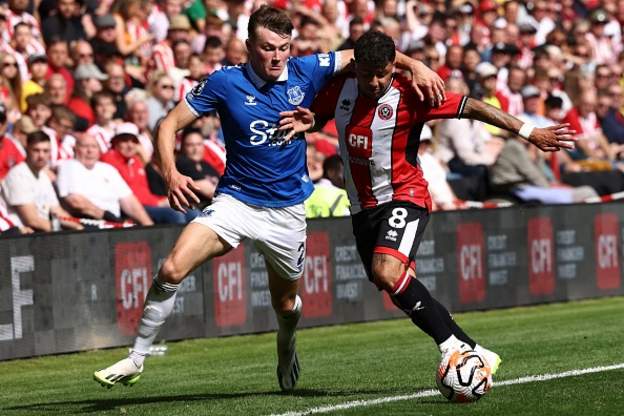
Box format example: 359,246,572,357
166,170,201,212
528,124,577,152
278,106,315,143
409,60,446,107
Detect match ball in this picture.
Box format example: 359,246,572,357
436,349,493,403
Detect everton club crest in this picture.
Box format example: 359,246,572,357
287,86,305,105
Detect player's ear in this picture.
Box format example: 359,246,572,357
245,38,251,52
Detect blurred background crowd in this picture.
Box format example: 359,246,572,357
1,0,624,236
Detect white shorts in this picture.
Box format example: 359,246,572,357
192,193,307,281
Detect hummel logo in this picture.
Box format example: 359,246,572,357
385,229,398,242
201,208,215,217
340,99,351,111
245,95,257,105
412,301,425,312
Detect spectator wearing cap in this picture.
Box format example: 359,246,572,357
41,0,86,44
86,91,120,154
42,105,77,166
304,154,349,219
517,22,537,68
146,71,175,131
2,131,82,232
151,14,192,75
46,39,75,99
90,15,121,68
21,54,48,111
0,109,24,180
57,133,153,226
101,124,193,224
26,93,52,129
586,8,620,65
68,64,108,129
476,61,509,137
518,85,552,127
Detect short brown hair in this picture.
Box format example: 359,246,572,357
26,93,52,111
248,5,293,40
51,105,76,125
26,130,50,147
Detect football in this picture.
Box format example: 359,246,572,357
436,349,493,402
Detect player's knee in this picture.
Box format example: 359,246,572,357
159,256,187,284
371,265,401,293
272,294,296,315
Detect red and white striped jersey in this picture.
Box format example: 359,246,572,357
86,123,116,154
42,127,75,168
312,74,467,214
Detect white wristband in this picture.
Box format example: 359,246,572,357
518,123,535,140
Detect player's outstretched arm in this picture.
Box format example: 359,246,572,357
462,98,577,152
335,49,445,107
156,102,202,212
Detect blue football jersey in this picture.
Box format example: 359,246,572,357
185,52,338,208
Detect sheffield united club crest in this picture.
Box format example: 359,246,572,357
377,104,393,120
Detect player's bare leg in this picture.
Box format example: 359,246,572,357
268,263,302,392
94,223,231,388
371,254,500,372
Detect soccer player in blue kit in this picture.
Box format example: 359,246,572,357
94,5,446,391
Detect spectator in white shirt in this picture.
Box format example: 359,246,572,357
1,131,81,232
56,133,154,226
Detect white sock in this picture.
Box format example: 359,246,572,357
130,277,179,365
438,334,464,354
277,295,302,351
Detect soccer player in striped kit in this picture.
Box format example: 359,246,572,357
279,30,577,376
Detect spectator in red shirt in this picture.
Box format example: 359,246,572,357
0,110,25,180
46,39,75,98
101,123,196,224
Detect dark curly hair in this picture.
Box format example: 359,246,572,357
354,31,396,70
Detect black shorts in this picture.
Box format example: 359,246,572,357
351,201,429,280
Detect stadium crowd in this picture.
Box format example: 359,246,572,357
1,0,624,235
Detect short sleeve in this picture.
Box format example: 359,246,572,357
56,160,78,197
105,165,133,199
294,52,337,94
419,92,468,122
184,70,225,117
2,166,35,205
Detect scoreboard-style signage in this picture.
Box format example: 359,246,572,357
1,203,623,360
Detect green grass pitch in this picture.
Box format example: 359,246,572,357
1,296,623,415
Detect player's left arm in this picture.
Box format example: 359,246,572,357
461,98,577,152
334,49,445,106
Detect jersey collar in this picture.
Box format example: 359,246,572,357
245,63,289,88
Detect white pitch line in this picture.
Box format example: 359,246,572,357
269,362,624,416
